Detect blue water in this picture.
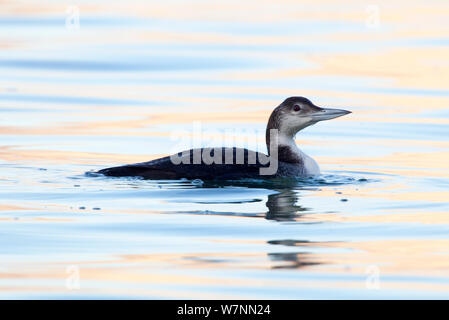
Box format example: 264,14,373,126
1,0,449,299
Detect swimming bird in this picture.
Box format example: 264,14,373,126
97,97,350,180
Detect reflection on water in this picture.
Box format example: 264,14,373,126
266,189,307,221
1,0,449,299
268,240,326,269
268,252,321,270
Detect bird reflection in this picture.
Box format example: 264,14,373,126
268,252,320,269
267,239,323,269
265,188,309,221
200,180,311,220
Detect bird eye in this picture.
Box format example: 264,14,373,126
293,105,301,112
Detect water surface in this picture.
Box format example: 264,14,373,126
1,0,449,299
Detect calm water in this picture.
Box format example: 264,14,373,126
1,0,449,299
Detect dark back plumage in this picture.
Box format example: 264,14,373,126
98,147,272,180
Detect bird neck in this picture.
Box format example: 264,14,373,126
266,123,302,164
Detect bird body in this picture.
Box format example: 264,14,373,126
97,97,350,180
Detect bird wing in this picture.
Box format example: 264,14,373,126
97,147,270,180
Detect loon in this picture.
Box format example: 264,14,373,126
97,97,350,180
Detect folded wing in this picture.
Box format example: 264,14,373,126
97,147,270,180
